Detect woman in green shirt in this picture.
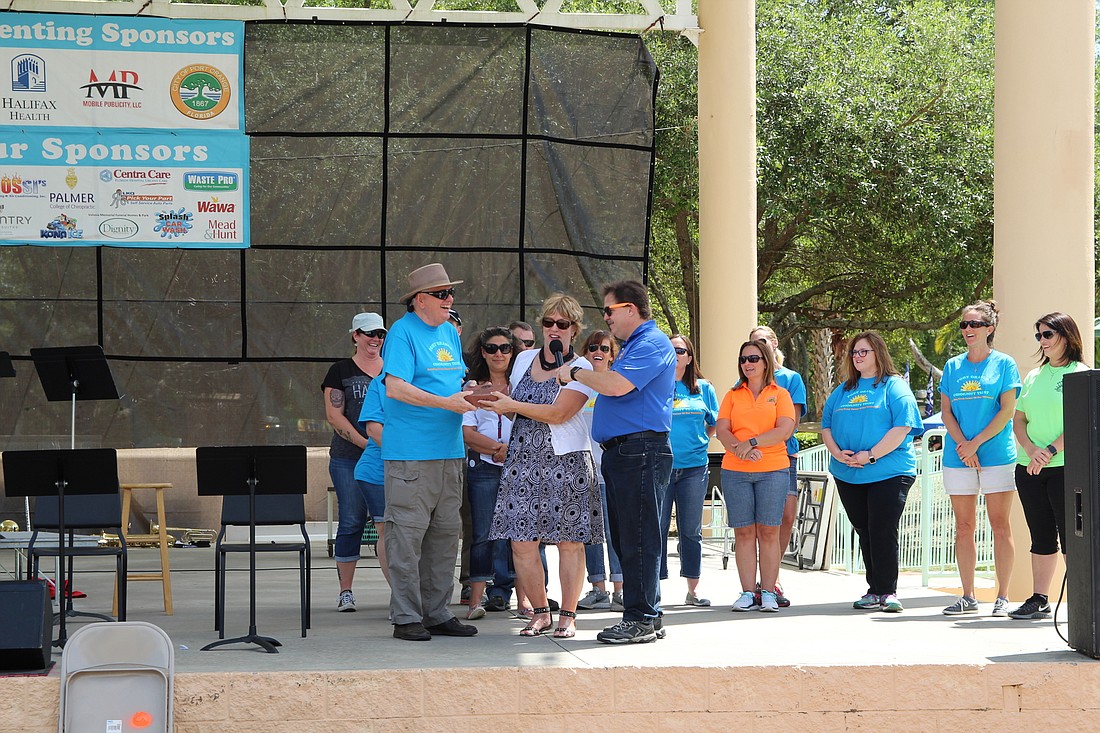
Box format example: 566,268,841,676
1009,312,1088,620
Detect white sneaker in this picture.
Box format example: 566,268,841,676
991,596,1010,617
759,589,779,612
337,589,356,612
731,590,760,611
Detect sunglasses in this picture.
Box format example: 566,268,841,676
357,329,386,339
482,342,513,355
850,349,872,358
587,344,611,353
738,355,762,364
1035,329,1057,341
520,339,535,348
603,302,631,317
959,320,990,330
421,287,456,300
542,318,573,330
673,347,689,356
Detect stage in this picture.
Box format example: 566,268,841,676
1,542,1096,732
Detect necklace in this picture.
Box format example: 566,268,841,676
538,346,574,371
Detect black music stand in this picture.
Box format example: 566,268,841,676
196,445,307,653
1,448,120,647
30,346,119,451
0,351,14,378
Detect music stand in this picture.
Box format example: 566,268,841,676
196,445,307,653
2,448,120,647
30,346,119,451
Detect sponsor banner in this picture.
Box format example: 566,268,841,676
2,13,243,131
0,130,248,248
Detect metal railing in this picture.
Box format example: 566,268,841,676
827,429,997,584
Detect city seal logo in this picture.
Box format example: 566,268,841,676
170,64,231,120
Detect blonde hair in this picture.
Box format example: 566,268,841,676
541,293,585,336
749,325,784,366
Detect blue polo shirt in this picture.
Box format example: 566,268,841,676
354,377,385,485
591,320,676,444
821,375,924,484
379,311,466,461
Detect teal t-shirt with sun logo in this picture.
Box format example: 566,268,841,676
939,350,1021,469
379,311,466,460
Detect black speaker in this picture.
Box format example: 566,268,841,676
1063,369,1100,658
0,580,53,672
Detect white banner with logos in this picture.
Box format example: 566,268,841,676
0,130,248,247
1,13,243,131
1,13,248,248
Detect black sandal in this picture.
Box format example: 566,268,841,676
553,609,576,639
520,606,552,636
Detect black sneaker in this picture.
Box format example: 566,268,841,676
653,616,667,640
548,597,560,612
597,620,657,644
1008,595,1051,620
393,622,431,641
485,595,508,612
426,617,479,637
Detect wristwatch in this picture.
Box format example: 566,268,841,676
748,437,758,448
1047,444,1058,456
867,451,877,464
570,365,583,381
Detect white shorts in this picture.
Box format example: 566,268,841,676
942,464,1017,496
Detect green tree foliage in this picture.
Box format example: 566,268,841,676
755,0,994,339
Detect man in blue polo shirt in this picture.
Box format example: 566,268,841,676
557,280,675,643
381,263,477,641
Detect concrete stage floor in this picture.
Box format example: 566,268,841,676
15,540,1091,674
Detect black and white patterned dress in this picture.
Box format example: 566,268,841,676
488,362,604,544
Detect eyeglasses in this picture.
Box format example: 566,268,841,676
850,349,872,358
588,344,611,354
738,355,762,364
603,302,631,317
482,342,513,355
520,339,535,348
542,318,573,330
357,329,386,339
959,320,990,330
1035,329,1057,341
673,347,689,355
420,287,455,300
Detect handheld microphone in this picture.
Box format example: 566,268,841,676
549,339,565,368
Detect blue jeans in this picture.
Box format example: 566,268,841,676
722,469,789,528
584,482,623,583
330,455,370,562
601,434,673,624
466,459,503,584
659,464,709,580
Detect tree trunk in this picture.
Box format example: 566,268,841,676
674,209,699,345
808,328,836,421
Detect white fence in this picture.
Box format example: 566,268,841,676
806,430,997,585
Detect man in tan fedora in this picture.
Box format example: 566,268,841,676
380,263,478,641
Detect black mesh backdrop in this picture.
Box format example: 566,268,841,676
0,22,657,451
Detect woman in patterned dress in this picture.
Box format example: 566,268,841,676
482,294,603,639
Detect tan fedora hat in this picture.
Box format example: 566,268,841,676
399,263,464,303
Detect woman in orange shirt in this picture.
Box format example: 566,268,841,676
716,340,796,613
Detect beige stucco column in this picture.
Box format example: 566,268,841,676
697,0,756,392
993,0,1095,602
